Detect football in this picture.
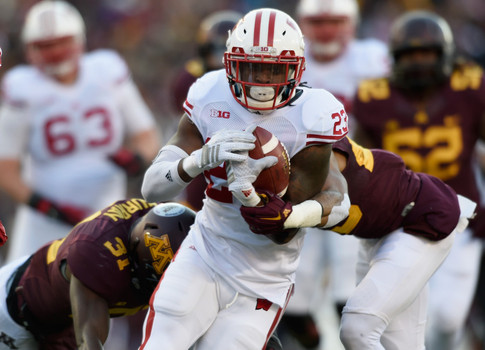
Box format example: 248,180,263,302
249,126,291,197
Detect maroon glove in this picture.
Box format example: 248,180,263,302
109,148,145,177
240,190,293,235
0,220,7,246
28,193,89,226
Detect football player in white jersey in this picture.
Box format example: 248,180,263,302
280,0,391,348
140,8,351,350
0,1,160,262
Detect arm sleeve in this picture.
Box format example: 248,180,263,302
141,145,191,202
117,78,157,135
0,102,30,159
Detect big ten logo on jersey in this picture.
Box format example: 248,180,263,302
103,199,156,222
210,109,231,119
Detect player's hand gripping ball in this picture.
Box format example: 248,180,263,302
249,126,291,197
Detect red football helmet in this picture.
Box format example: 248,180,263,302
297,0,358,62
224,8,306,113
21,1,85,80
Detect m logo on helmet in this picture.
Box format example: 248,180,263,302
144,233,173,274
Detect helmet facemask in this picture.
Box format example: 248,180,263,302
392,47,448,92
26,35,84,79
225,52,304,112
389,10,455,94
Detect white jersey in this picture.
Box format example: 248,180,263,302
302,38,389,117
182,69,347,306
0,49,156,259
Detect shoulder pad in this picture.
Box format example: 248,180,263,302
301,89,348,143
84,49,130,85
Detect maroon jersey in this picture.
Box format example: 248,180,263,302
15,198,156,344
331,137,460,240
353,63,485,208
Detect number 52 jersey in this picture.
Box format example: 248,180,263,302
353,63,485,207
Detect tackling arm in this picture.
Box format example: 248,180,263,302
69,266,110,350
240,146,350,243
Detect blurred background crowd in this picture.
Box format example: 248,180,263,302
0,0,485,348
0,0,484,146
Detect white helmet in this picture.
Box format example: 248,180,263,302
297,0,358,62
21,1,85,78
224,8,306,113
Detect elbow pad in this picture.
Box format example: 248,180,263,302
141,145,191,202
324,193,351,228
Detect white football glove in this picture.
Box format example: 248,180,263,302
183,129,256,178
227,153,277,207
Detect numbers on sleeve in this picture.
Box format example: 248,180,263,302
450,65,483,91
43,107,113,156
331,109,349,136
104,237,130,271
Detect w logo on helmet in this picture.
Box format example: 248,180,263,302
144,233,174,274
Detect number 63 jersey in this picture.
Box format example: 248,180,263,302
0,49,155,210
353,62,485,208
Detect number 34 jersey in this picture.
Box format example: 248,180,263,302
353,63,485,206
0,49,155,210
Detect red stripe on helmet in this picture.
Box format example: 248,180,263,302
253,10,262,46
267,11,276,47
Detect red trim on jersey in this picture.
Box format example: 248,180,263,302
262,284,294,350
183,99,193,116
139,280,162,349
267,11,277,47
139,244,181,349
253,11,262,46
306,133,348,146
184,99,194,109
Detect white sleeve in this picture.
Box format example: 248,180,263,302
117,78,157,135
0,103,30,159
141,145,191,202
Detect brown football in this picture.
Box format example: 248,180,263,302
249,126,291,197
